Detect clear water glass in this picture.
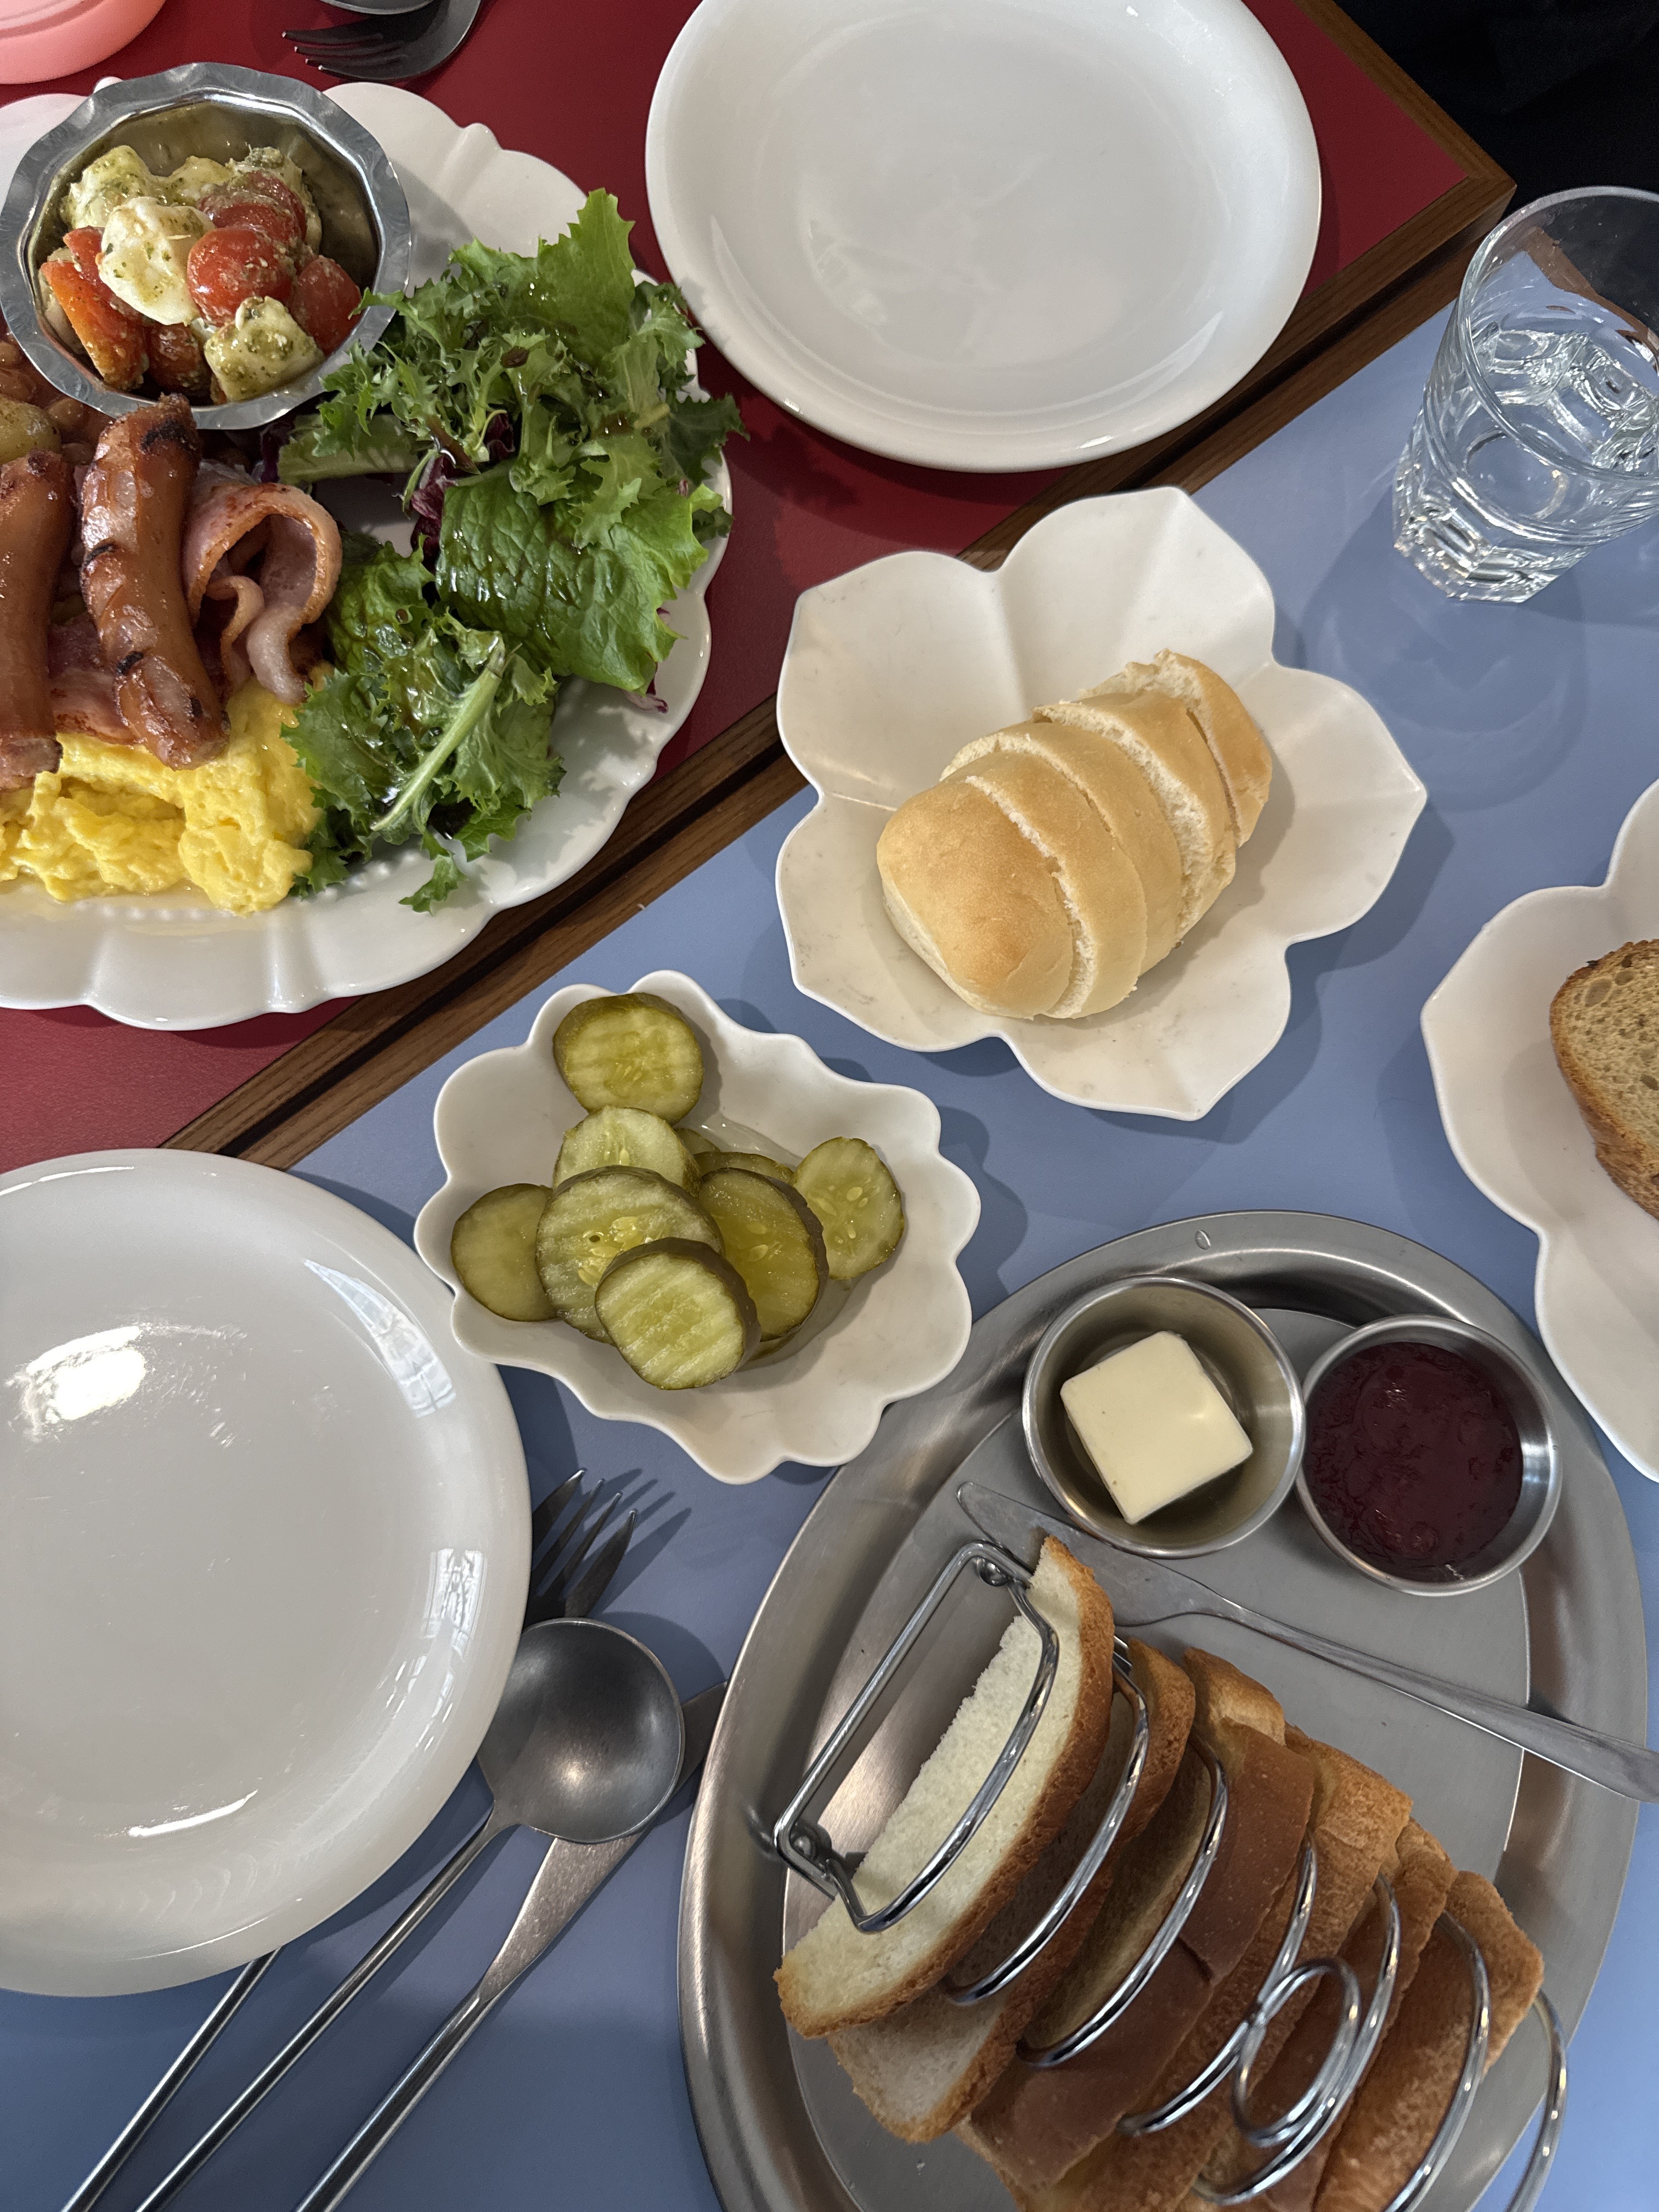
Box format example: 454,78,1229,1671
1394,187,1659,601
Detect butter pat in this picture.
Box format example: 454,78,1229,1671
1060,1331,1251,1523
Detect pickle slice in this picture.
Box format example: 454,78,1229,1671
696,1168,828,1338
552,993,704,1120
595,1239,760,1389
679,1127,720,1160
450,1184,556,1322
793,1138,906,1283
534,1166,720,1341
699,1149,795,1183
554,1107,700,1192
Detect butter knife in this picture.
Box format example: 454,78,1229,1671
293,1680,726,2212
959,1481,1659,1801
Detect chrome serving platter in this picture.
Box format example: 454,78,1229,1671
679,1211,1643,2212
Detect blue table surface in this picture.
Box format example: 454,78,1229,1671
10,310,1659,2212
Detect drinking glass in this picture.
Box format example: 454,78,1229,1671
1393,187,1659,601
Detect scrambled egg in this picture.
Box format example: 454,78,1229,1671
0,682,319,915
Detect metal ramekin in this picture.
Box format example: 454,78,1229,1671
0,64,411,432
1296,1314,1562,1595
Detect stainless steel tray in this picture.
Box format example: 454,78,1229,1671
679,1213,1644,2212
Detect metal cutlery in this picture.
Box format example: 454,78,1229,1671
285,0,484,81
294,1681,726,2212
960,1482,1659,1802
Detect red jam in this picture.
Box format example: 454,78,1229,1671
1304,1342,1522,1573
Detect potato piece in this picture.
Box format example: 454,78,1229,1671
594,1239,760,1389
697,1169,827,1339
450,1184,555,1322
534,1166,720,1340
0,399,60,462
553,992,704,1120
793,1138,906,1282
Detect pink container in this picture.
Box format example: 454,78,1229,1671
0,0,166,84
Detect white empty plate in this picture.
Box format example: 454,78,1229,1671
645,0,1321,470
0,1152,528,1996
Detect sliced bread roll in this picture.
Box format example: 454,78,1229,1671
943,721,1186,972
828,1640,1194,2142
1549,938,1659,1220
776,1540,1115,2038
1035,688,1234,935
1085,652,1271,843
876,779,1074,1018
962,1651,1314,2200
1310,1870,1544,2212
943,751,1147,1016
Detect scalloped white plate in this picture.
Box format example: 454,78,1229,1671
0,84,729,1029
1422,780,1659,1481
412,972,980,1482
775,489,1426,1118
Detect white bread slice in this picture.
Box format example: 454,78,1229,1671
1310,1870,1543,2212
828,1640,1194,2142
1549,938,1659,1220
944,751,1146,1016
1087,652,1272,844
876,780,1073,1018
1055,1727,1413,2212
943,721,1186,972
962,1652,1313,2200
1035,688,1234,935
776,1541,1115,2038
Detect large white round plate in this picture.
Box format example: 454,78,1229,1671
645,0,1319,472
1422,778,1659,1481
775,489,1426,1118
0,84,729,1029
0,1150,528,1996
413,972,980,1482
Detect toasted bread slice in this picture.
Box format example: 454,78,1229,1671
828,1640,1194,2141
1057,1729,1412,2212
944,722,1186,972
1550,938,1659,1220
1086,652,1272,844
1310,1870,1544,2212
776,1541,1115,2038
961,1651,1313,2199
1035,688,1234,934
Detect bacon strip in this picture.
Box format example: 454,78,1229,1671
183,475,341,707
47,614,129,742
0,449,75,791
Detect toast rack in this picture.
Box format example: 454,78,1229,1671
772,1536,1567,2212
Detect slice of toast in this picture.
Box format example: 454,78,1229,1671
776,1540,1115,2038
1549,938,1659,1220
827,1640,1194,2141
1050,1729,1413,2212
1310,1870,1544,2212
961,1651,1313,2199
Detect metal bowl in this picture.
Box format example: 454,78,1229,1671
1022,1273,1305,1559
1296,1314,1562,1596
0,64,411,432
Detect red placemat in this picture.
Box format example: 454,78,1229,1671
1,0,1468,1171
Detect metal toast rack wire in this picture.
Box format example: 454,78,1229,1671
772,1537,1568,2212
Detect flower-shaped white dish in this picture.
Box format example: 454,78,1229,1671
413,972,980,1482
0,84,729,1030
1422,778,1659,1481
775,489,1426,1119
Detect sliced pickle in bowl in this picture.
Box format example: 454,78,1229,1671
793,1138,906,1282
552,993,704,1121
699,1148,795,1182
534,1166,719,1341
697,1169,828,1339
594,1239,760,1389
450,1183,556,1321
554,1106,701,1192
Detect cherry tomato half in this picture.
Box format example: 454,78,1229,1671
63,227,104,283
41,257,148,391
148,321,210,399
201,176,307,255
290,255,362,357
186,227,293,325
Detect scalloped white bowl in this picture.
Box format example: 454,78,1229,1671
413,972,980,1482
774,488,1426,1119
0,85,727,1030
1423,778,1659,1481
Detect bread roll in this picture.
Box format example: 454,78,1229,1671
944,721,1185,971
1086,650,1271,842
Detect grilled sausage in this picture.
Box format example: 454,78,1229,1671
79,396,225,768
0,448,75,790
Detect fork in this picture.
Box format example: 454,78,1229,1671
285,0,484,81
60,1471,635,2212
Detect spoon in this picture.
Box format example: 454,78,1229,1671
125,1618,684,2212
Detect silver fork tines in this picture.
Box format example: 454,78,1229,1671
285,0,483,82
